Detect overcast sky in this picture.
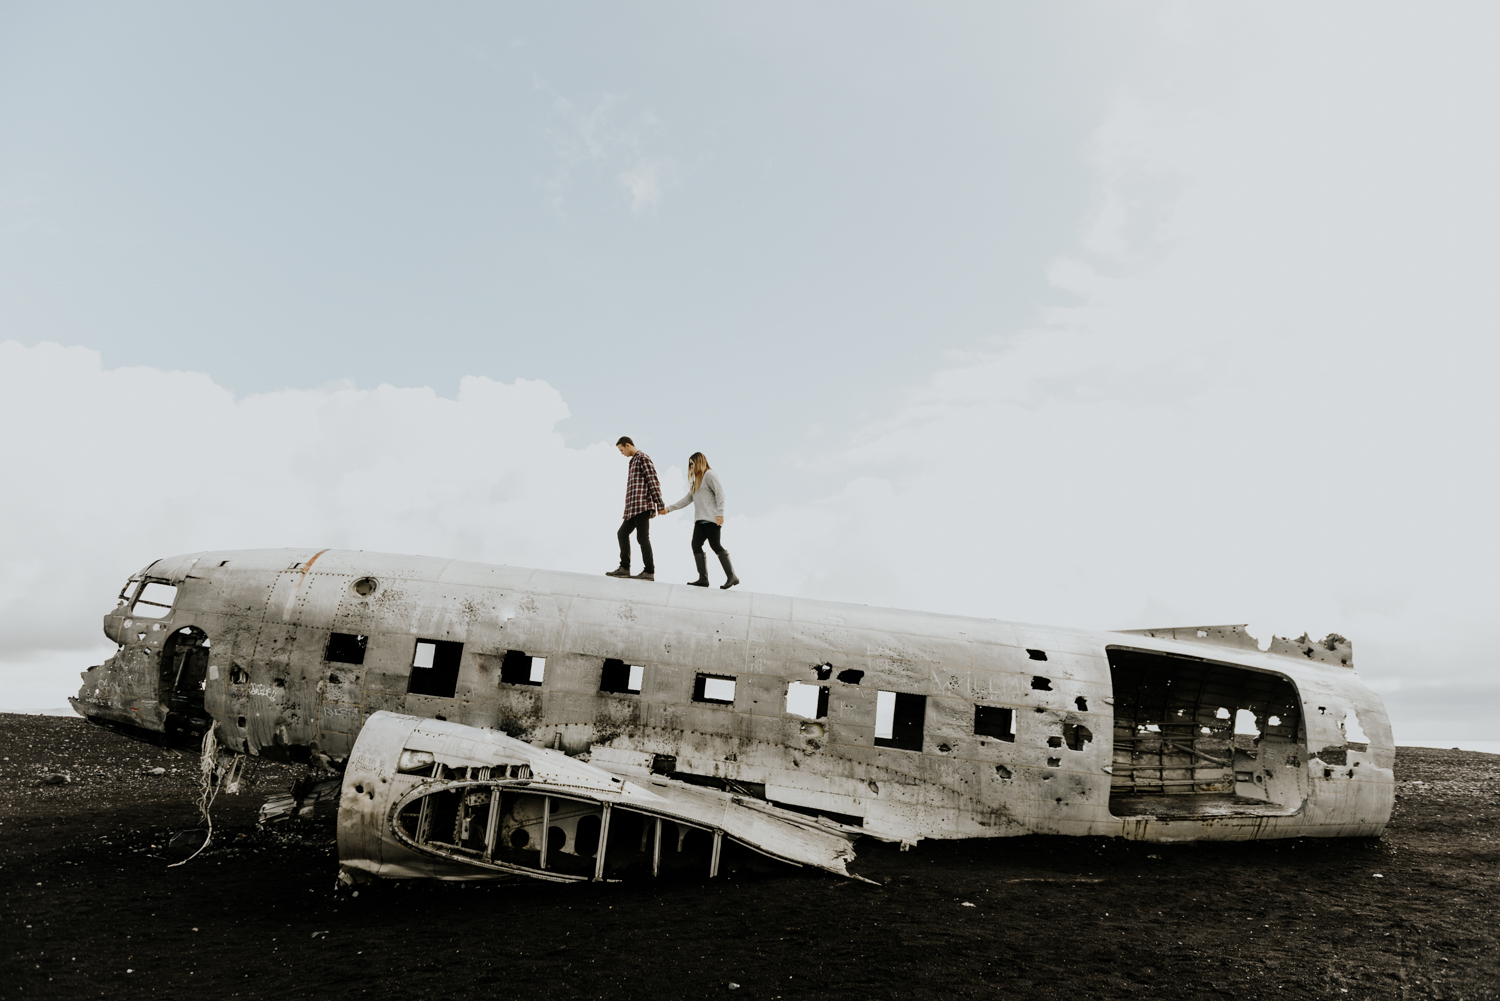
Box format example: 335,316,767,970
3,3,1497,741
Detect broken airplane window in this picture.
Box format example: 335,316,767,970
874,691,925,751
1030,676,1052,691
501,650,545,686
973,705,1016,742
1234,709,1260,736
352,576,378,596
407,639,463,698
1027,649,1048,661
116,579,140,606
324,632,368,665
785,682,830,720
397,749,436,774
600,659,644,694
1063,723,1093,750
692,674,736,705
132,582,178,619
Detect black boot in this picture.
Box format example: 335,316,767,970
689,552,710,586
717,551,740,589
605,566,631,578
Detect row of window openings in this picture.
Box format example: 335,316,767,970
335,635,1058,702
318,633,1076,751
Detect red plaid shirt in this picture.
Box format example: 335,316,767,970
622,451,665,519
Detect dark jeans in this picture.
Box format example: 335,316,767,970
692,521,727,556
618,511,654,572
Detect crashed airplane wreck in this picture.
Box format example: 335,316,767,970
73,548,1394,883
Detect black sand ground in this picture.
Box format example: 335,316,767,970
2,713,1497,1000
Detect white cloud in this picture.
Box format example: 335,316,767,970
0,342,687,704
535,81,676,213
619,158,673,213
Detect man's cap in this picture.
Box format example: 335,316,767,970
616,436,634,446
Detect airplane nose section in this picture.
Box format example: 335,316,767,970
102,610,124,644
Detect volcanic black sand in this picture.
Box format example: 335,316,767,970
2,714,1497,1000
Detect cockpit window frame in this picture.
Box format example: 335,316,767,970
131,580,179,619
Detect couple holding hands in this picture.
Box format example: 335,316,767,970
606,436,738,589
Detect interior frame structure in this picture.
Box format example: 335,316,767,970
1107,647,1308,820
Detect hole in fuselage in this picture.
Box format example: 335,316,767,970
158,625,212,748
1106,648,1306,820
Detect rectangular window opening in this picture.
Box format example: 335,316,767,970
600,659,644,695
974,704,1016,742
501,650,544,686
408,639,463,698
874,691,926,751
324,632,367,665
785,682,829,720
132,582,178,619
692,673,736,705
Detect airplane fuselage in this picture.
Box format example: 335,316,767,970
74,548,1395,845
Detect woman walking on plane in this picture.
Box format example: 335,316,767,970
661,452,739,589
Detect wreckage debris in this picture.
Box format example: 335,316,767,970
74,548,1397,886
337,713,867,884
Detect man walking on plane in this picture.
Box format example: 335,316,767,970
608,437,665,580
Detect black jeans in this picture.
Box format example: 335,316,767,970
618,511,654,572
692,521,727,556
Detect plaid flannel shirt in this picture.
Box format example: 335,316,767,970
622,451,665,519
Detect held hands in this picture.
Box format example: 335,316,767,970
658,507,669,516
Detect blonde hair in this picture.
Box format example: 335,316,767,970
688,452,711,493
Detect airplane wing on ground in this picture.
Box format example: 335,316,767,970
337,712,868,884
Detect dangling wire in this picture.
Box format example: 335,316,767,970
169,726,243,867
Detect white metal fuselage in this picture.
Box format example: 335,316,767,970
75,548,1395,847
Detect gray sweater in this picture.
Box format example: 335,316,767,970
666,469,725,523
